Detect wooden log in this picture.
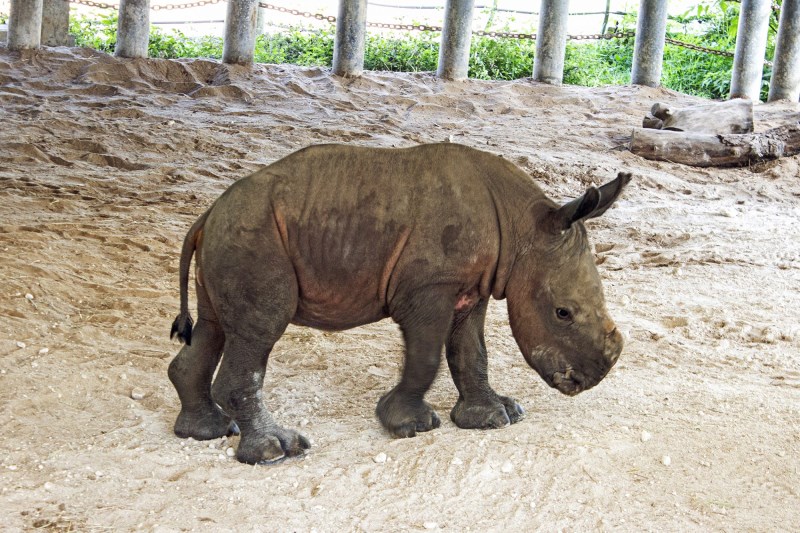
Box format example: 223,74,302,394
642,99,754,134
630,122,800,167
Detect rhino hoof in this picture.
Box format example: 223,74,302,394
174,406,240,441
376,392,441,438
236,428,311,465
450,395,525,429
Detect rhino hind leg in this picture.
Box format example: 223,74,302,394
377,287,459,438
207,260,309,465
168,283,239,440
446,299,525,429
211,332,310,465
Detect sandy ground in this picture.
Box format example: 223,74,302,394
1,45,799,532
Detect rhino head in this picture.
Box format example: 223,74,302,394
506,172,631,396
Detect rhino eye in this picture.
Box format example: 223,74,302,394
555,308,573,321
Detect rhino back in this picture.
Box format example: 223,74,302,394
206,144,540,329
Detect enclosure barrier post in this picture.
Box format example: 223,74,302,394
115,0,150,58
533,0,570,85
256,4,266,35
223,0,259,64
768,0,800,102
437,0,475,80
41,0,70,46
333,0,367,77
7,0,43,51
630,0,668,87
729,0,772,100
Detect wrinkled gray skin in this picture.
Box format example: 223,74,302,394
168,143,630,465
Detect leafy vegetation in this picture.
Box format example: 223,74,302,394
62,1,784,101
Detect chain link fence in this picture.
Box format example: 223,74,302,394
1,0,774,67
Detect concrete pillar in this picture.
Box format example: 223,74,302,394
115,0,150,58
768,0,800,102
332,0,367,77
730,0,772,100
8,0,43,51
41,0,70,47
533,0,570,85
437,0,475,80
630,0,668,87
256,4,266,35
223,0,258,64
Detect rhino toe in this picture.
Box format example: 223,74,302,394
376,390,441,438
236,427,310,465
451,395,525,429
174,406,239,441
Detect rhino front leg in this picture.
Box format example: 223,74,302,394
377,287,458,438
446,299,525,429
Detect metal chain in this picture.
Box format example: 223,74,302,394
726,0,781,12
66,0,226,10
68,0,118,9
664,37,773,67
151,0,226,10
257,3,336,23
61,0,770,65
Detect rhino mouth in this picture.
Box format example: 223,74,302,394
551,367,586,396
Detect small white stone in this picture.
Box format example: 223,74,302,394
423,522,439,530
38,348,49,355
130,388,145,400
501,461,514,473
641,431,652,442
451,457,463,466
300,418,309,427
225,447,235,457
661,455,671,466
373,452,387,464
43,482,54,491
16,341,26,349
25,293,34,301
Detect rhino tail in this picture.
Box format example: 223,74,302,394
170,207,212,346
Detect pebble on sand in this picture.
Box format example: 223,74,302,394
373,452,388,464
130,388,146,400
662,455,672,466
641,430,652,442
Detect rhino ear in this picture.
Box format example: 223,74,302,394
554,171,632,230
591,171,632,218
555,186,601,230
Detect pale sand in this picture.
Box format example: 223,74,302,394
1,45,799,531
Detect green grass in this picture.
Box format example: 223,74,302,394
66,7,775,101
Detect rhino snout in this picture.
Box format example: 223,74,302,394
546,325,623,396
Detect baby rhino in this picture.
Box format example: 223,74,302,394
168,143,630,464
